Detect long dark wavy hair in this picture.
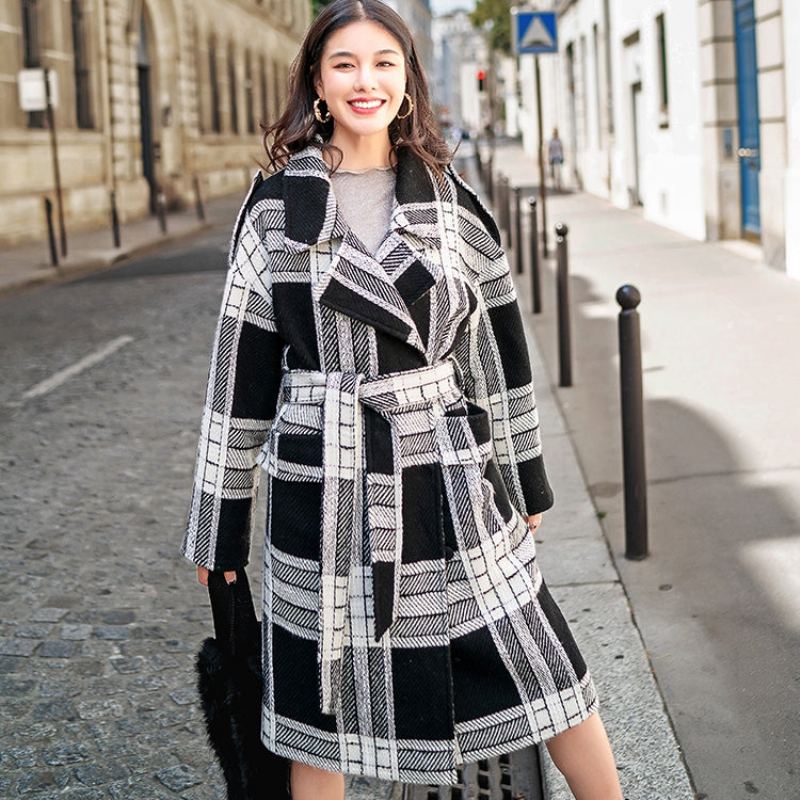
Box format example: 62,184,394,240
260,0,454,184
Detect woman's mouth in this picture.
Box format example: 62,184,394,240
347,99,387,115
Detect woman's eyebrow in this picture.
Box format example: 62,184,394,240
327,49,401,60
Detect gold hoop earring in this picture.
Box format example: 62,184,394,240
396,92,413,120
313,97,331,123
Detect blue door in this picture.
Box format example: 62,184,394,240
733,0,761,239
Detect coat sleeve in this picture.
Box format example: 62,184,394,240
450,171,555,518
181,177,284,571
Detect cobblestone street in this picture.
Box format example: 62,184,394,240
0,217,397,800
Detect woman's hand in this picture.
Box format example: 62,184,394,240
196,566,237,586
526,513,543,537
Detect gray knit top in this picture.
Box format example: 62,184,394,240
329,165,396,256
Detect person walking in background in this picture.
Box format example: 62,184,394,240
181,1,624,798
549,127,564,190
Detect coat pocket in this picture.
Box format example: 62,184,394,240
261,403,324,483
436,401,540,614
435,399,493,470
435,401,509,552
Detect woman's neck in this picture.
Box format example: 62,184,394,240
326,128,394,171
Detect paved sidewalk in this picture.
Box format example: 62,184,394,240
481,140,800,798
523,306,696,800
463,154,695,799
0,190,246,298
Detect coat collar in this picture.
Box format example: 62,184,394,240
282,133,446,252
280,135,461,357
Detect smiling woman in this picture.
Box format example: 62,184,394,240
260,1,450,181
317,33,406,135
183,1,623,799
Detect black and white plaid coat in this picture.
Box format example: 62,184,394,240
181,137,598,785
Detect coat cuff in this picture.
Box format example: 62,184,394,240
517,454,555,516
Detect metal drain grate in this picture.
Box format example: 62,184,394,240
401,747,545,800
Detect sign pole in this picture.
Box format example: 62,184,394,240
513,8,557,257
44,67,67,258
534,55,549,258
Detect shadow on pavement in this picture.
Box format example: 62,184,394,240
527,265,800,798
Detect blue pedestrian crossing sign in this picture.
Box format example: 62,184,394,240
512,10,558,55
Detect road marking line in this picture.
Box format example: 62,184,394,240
22,335,134,400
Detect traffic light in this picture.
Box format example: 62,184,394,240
477,69,486,93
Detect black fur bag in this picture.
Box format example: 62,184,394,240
195,567,292,799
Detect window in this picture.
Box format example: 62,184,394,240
603,0,614,135
194,21,204,134
228,41,239,134
21,0,45,128
565,41,576,145
259,54,268,127
71,0,93,129
592,23,602,146
21,0,40,67
272,59,283,122
244,49,255,133
580,35,589,148
209,35,221,133
656,13,669,127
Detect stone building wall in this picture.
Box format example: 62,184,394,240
0,0,309,247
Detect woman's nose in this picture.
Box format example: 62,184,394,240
354,67,376,90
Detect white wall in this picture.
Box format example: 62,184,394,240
520,0,706,241
784,0,800,281
556,0,608,196
608,0,705,239
518,46,563,182
460,61,482,132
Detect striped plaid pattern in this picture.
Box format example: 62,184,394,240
267,360,464,715
182,137,598,785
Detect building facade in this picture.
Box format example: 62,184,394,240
518,0,799,278
384,0,434,84
431,8,486,131
0,0,310,248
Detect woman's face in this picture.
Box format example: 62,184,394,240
314,20,408,140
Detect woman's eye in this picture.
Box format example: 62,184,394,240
334,61,395,69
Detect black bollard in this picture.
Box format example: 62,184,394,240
555,222,572,387
109,190,121,248
156,188,167,234
528,197,541,314
495,174,506,234
501,176,509,237
487,153,495,206
514,186,523,274
504,178,513,248
43,196,58,267
616,284,649,560
193,175,206,221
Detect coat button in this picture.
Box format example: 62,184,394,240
444,545,454,560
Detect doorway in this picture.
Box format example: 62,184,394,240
565,42,579,189
630,81,643,206
137,7,157,214
733,0,761,241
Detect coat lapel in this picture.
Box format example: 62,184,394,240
281,137,451,356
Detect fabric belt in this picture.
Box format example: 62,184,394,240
275,358,464,715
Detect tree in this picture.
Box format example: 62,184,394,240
469,0,512,56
